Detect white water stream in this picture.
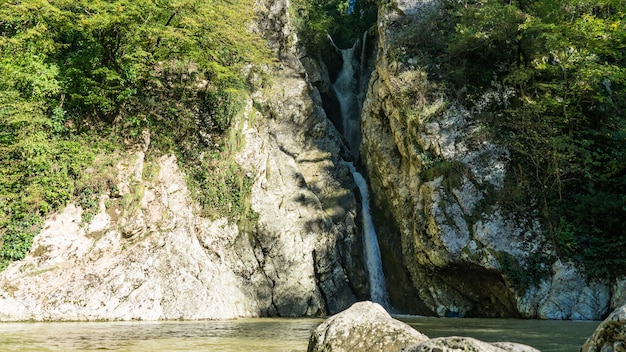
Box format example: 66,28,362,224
346,162,389,307
333,39,389,307
333,41,362,158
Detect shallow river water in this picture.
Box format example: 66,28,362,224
0,316,599,351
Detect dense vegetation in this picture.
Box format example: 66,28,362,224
393,0,625,279
2,0,623,284
292,0,378,51
0,0,271,270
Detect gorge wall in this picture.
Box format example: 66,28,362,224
0,0,367,321
360,0,622,319
1,0,623,322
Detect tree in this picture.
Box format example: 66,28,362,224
1,0,272,270
443,0,626,278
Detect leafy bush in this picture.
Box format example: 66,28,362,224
419,0,626,279
292,0,377,50
1,0,272,270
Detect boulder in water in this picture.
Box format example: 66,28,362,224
581,304,626,352
307,301,428,352
308,301,540,352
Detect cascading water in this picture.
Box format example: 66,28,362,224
332,40,390,308
333,41,362,159
346,162,389,307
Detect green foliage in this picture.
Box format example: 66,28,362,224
1,0,271,270
388,6,448,64
47,0,272,130
447,1,525,86
424,0,626,279
292,0,377,50
497,250,551,293
0,93,98,269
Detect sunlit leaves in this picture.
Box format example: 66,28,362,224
449,1,524,61
292,0,377,49
441,0,626,278
1,0,272,270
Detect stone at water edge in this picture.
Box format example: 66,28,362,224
402,337,540,352
307,301,429,352
581,304,626,352
307,301,540,352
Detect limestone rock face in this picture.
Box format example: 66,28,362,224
236,56,366,317
360,0,610,319
0,154,253,321
308,301,429,352
0,0,365,321
582,304,626,352
518,261,610,320
612,279,626,310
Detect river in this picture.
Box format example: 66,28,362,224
0,317,598,351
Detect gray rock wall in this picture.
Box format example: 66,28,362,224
360,0,614,319
0,0,366,321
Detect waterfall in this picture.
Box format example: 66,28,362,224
346,163,389,307
332,41,362,159
333,39,389,308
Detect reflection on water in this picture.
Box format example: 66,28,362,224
0,316,599,351
0,318,322,352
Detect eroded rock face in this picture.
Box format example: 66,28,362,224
519,261,610,320
238,59,367,317
360,0,611,319
308,301,429,352
582,304,626,352
0,154,253,320
0,0,366,321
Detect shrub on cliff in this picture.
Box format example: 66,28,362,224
394,0,626,279
292,0,377,50
0,0,272,270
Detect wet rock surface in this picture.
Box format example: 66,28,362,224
582,304,626,352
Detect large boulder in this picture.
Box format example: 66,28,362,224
307,301,429,352
581,304,626,352
308,301,539,352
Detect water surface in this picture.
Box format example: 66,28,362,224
0,318,321,352
0,317,599,351
400,316,599,352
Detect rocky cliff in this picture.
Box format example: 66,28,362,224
360,0,619,319
1,0,622,322
0,0,367,321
